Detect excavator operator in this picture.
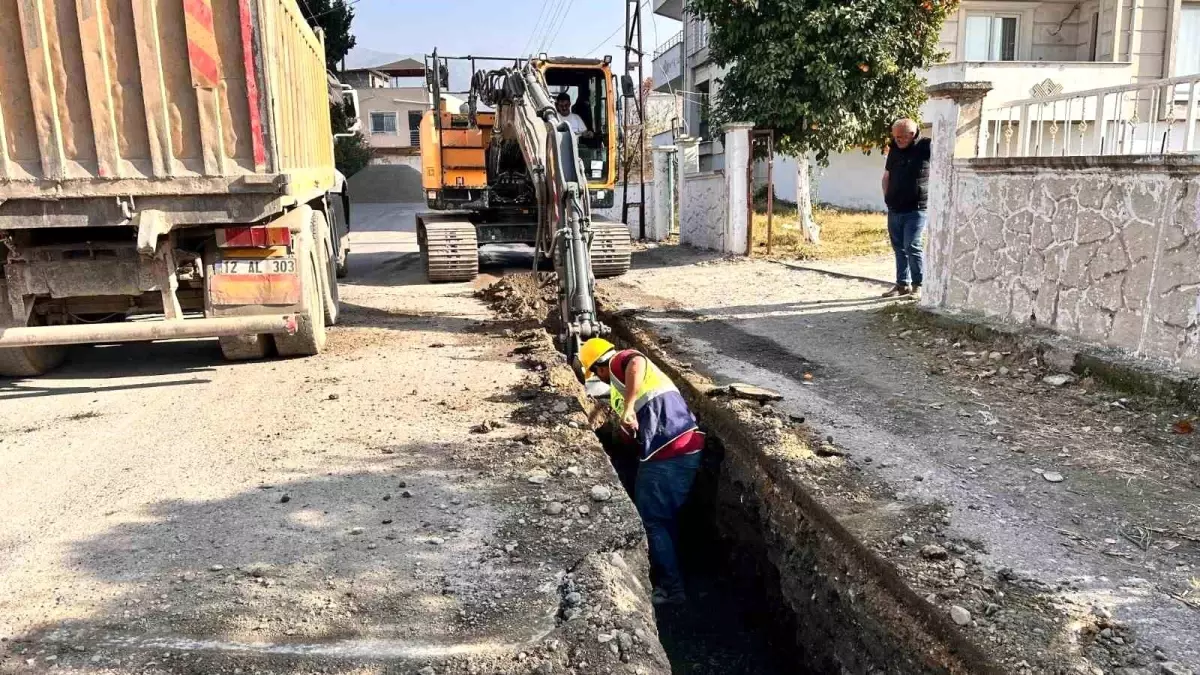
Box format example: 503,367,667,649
580,337,705,606
555,92,591,138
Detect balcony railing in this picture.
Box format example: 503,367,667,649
654,30,683,60
981,74,1200,157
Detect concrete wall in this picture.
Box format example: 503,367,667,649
594,183,654,239
926,156,1200,373
680,171,727,250
755,152,889,212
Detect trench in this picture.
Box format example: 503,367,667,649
595,426,797,674
583,317,1003,675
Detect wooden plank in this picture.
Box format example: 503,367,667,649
74,0,121,178
183,0,225,176
0,94,11,179
131,0,174,177
17,0,67,181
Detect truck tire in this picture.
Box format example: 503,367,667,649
273,231,327,357
218,334,271,361
313,209,340,326
331,197,350,279
0,283,66,377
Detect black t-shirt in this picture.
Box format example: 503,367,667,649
884,136,931,212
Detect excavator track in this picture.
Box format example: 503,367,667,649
589,221,633,278
420,219,480,283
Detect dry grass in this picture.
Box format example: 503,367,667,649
749,203,890,261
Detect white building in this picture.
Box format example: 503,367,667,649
651,0,1200,211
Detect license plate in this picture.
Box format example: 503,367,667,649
214,257,296,275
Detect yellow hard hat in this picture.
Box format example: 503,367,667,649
579,338,616,376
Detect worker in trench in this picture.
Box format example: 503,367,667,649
579,338,704,606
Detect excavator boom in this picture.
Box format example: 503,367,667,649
471,62,607,361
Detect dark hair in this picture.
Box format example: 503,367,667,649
556,92,570,102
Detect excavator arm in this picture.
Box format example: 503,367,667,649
472,63,607,364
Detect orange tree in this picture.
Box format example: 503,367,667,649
690,0,957,241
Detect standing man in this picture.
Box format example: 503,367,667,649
579,338,704,606
881,118,931,298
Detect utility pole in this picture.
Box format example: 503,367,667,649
622,0,646,239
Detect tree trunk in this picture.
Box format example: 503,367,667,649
797,158,820,244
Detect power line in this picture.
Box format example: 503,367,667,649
306,0,364,22
540,0,578,54
583,0,649,57
536,0,572,54
521,0,555,56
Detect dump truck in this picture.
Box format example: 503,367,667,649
0,0,357,377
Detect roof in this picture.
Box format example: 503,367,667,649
373,58,426,76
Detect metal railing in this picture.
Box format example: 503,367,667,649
981,74,1200,158
653,30,683,59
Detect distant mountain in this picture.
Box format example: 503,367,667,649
343,46,411,70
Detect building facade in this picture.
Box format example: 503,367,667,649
652,0,1200,210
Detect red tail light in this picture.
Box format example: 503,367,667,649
217,226,292,248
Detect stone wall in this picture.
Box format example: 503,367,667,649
924,156,1200,374
680,171,727,250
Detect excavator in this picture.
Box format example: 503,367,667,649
416,52,636,361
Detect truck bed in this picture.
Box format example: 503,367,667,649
0,0,333,204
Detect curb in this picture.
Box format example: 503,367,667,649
913,306,1200,410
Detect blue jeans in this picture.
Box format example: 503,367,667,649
887,210,927,287
634,452,702,597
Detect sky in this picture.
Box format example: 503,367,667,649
341,0,678,76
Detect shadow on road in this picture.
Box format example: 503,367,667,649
7,442,555,672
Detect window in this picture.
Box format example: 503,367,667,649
1174,5,1200,76
369,111,397,134
696,81,711,141
408,111,423,147
964,13,1019,61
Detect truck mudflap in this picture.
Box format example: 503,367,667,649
0,315,297,348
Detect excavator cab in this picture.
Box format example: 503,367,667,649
415,53,631,284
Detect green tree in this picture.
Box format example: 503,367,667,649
299,0,357,72
335,132,372,178
690,0,956,242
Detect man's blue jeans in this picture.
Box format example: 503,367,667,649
887,210,927,287
634,452,702,597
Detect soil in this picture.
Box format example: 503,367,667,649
597,242,1200,674
0,204,670,675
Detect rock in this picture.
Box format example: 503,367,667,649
544,501,564,516
1042,374,1073,387
418,667,437,675
527,470,550,485
402,490,413,498
577,505,591,516
950,605,972,626
590,485,613,502
349,527,365,535
210,564,225,572
551,401,570,414
428,537,445,546
920,544,949,560
1042,471,1064,483
899,535,916,547
565,465,582,478
564,592,583,607
279,494,291,504
531,663,554,675
1042,346,1077,373
327,393,340,401
471,421,496,434
988,351,1003,361
728,383,783,402
1159,663,1193,675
